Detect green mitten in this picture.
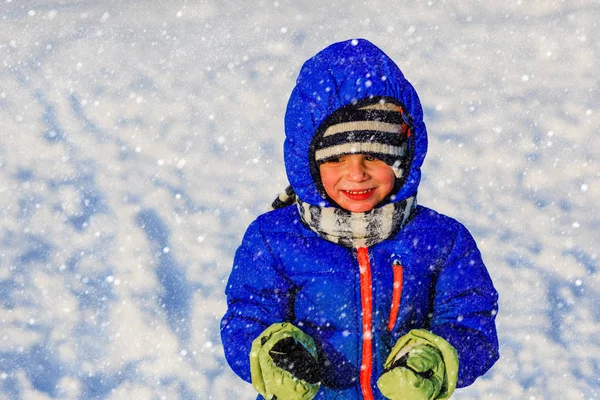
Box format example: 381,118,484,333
377,329,458,400
250,322,321,400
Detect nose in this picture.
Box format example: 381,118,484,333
345,157,369,181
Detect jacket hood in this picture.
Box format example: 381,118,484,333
284,38,428,207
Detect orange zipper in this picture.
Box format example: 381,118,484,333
387,260,403,331
356,247,374,400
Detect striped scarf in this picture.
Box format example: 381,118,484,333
295,196,416,248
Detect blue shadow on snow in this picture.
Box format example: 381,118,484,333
136,208,192,342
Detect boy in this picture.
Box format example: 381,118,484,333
221,38,499,400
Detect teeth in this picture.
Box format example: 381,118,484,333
347,189,372,194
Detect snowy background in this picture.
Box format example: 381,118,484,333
1,1,598,399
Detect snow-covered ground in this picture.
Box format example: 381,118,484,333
0,1,598,399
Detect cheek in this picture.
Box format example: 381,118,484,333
319,167,339,192
376,168,396,192
386,172,396,188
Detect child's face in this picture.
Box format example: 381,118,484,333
319,154,396,212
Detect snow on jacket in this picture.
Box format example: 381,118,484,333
221,39,499,399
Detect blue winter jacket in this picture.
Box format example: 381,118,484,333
221,39,499,399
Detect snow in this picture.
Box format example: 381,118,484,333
0,1,598,399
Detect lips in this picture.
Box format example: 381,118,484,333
341,188,375,201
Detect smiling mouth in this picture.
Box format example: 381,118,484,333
341,188,376,200
344,189,374,195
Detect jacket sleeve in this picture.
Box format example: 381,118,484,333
429,223,499,388
220,219,297,383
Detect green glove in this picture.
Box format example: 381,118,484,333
250,322,321,400
377,329,458,400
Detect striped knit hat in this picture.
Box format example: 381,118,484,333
310,96,414,199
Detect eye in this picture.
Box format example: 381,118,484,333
365,155,378,162
323,156,342,164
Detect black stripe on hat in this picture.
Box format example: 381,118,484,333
315,130,406,150
326,109,405,126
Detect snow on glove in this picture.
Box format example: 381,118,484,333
250,322,321,400
377,329,458,400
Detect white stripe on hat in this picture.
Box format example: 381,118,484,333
359,102,403,112
315,142,408,162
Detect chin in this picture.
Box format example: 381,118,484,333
343,203,377,213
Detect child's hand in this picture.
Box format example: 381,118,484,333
378,344,444,399
250,322,321,400
377,329,458,400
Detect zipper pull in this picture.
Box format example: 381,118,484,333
388,259,404,331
